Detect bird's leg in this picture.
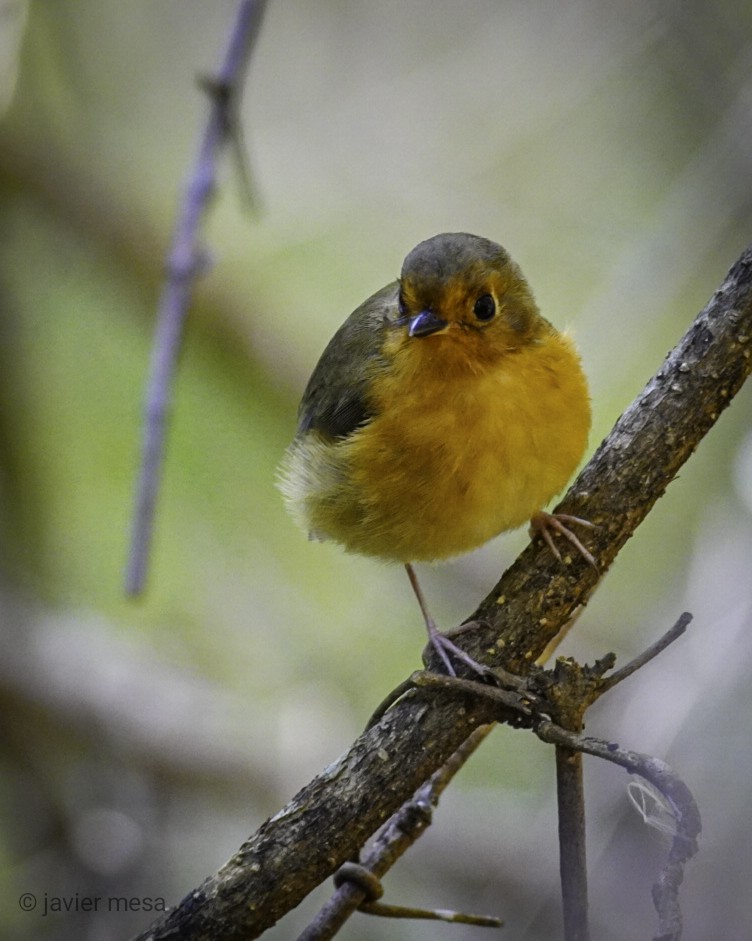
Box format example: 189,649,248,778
404,563,493,678
529,510,597,569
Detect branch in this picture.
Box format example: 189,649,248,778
124,0,267,596
534,722,701,941
392,616,698,941
555,739,589,941
297,725,499,941
599,612,692,692
131,250,752,941
537,614,694,941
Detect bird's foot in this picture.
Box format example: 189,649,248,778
425,621,496,680
529,510,598,569
405,562,495,679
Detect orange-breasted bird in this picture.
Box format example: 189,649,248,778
279,233,592,674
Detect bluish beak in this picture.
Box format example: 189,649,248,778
408,310,449,337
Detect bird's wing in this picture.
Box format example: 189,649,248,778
297,282,398,439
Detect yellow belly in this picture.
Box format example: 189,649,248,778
281,332,590,563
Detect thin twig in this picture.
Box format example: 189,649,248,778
534,722,701,941
124,0,267,596
297,725,496,941
359,901,501,926
366,676,420,729
408,669,537,718
600,612,692,692
556,742,589,941
550,614,688,941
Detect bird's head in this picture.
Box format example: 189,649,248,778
393,233,548,373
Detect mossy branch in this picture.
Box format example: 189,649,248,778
132,249,752,941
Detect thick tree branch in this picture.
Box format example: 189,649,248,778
132,247,752,941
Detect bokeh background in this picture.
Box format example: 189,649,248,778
2,1,752,939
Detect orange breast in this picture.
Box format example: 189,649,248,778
297,327,591,562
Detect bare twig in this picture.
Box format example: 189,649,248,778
600,612,692,692
124,0,267,596
358,901,501,926
556,739,589,941
297,725,497,941
534,722,701,941
408,669,538,718
549,614,690,941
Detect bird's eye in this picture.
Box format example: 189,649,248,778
473,294,496,322
398,290,407,316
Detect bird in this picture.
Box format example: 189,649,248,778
278,233,592,676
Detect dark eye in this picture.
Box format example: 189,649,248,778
473,294,496,322
397,290,407,316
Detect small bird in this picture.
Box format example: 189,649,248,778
279,233,592,675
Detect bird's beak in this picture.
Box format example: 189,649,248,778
408,309,449,337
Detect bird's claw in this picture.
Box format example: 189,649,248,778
426,627,497,681
530,510,598,569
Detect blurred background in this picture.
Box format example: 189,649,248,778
1,1,752,939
